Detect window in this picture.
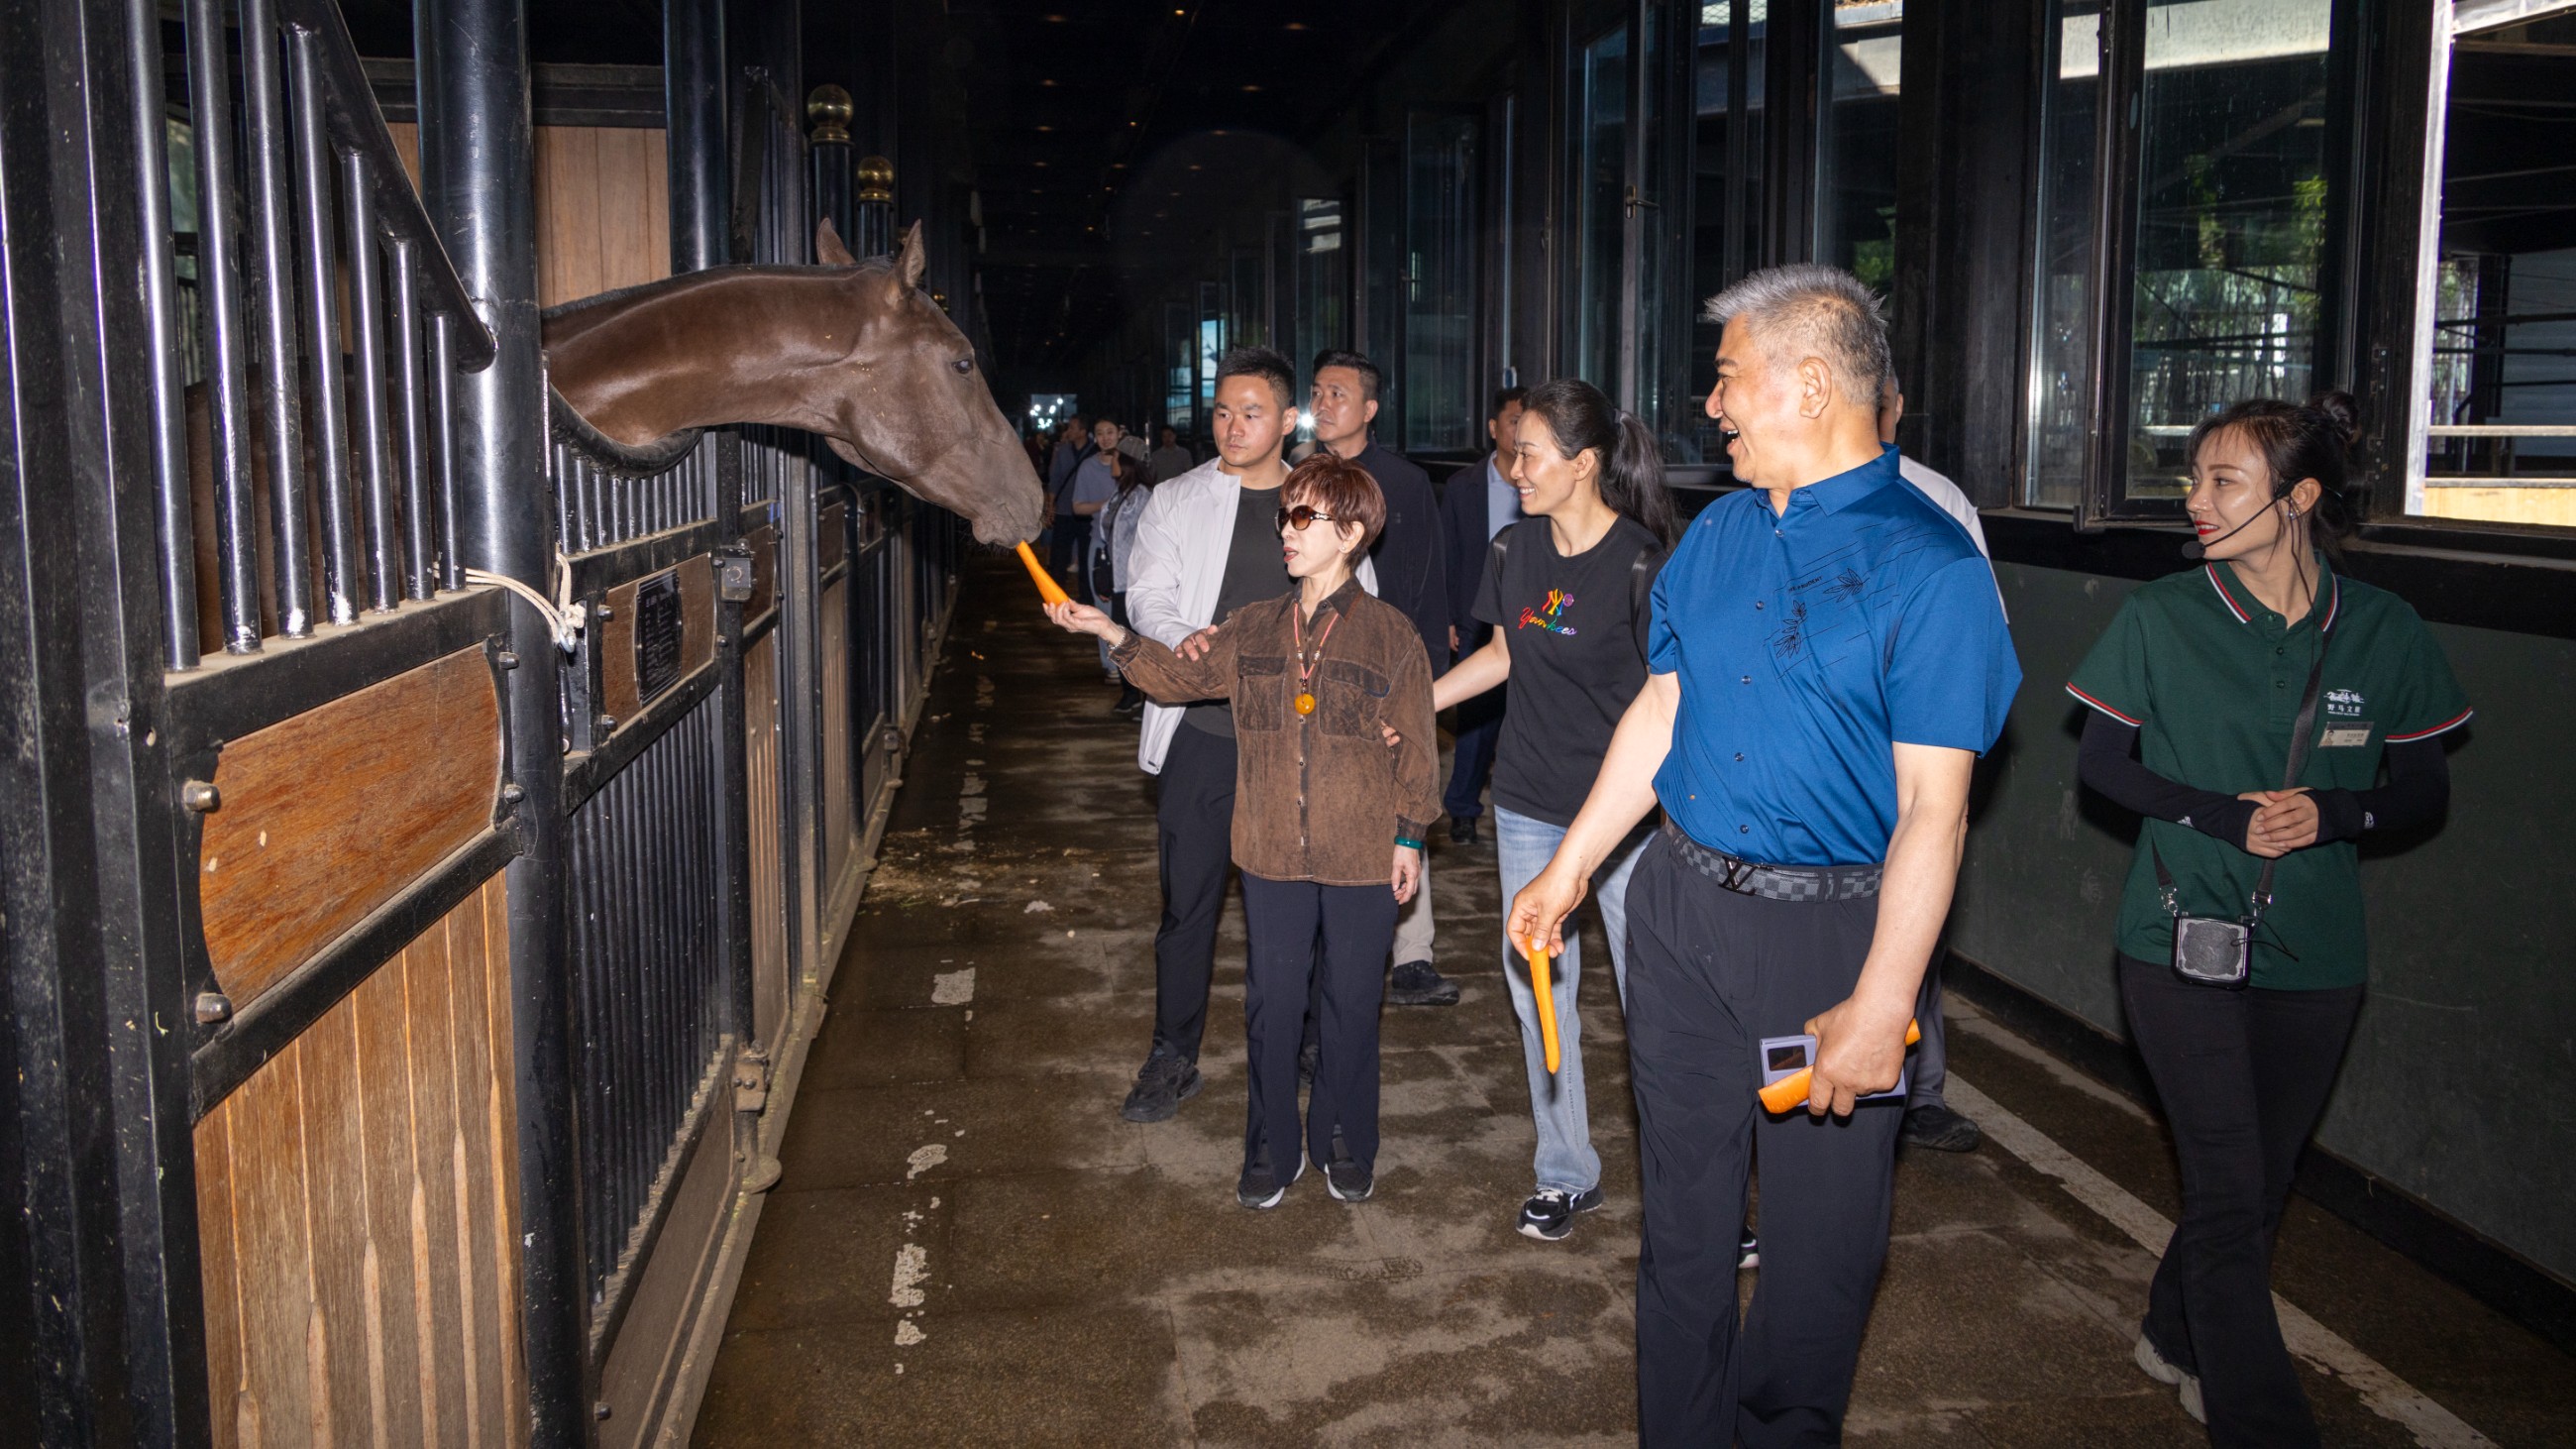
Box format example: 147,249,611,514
1572,23,1631,394
1404,114,1479,454
1689,0,1766,466
1819,2,1902,295
2026,1,2104,507
1293,196,1347,379
2404,2,2576,528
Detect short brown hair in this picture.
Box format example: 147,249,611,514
1280,453,1386,551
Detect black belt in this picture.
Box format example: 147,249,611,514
1661,821,1882,902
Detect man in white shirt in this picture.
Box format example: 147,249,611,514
1117,346,1378,1123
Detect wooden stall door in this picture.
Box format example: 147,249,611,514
388,123,672,305
745,631,788,1050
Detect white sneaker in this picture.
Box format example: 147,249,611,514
2133,1334,2206,1425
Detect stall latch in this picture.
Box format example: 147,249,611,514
715,546,755,603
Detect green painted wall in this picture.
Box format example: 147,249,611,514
1956,562,2576,1286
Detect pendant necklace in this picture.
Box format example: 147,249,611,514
1291,600,1339,717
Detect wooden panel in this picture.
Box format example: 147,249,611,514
745,522,779,626
2417,488,2576,528
819,500,848,573
597,553,716,726
821,578,854,889
745,633,787,1048
195,873,523,1447
198,645,501,1009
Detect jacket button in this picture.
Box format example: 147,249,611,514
1741,675,1752,685
1735,752,1744,762
1739,825,1750,835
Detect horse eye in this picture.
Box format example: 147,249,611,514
951,358,973,375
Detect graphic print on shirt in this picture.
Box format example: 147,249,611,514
1518,589,1577,635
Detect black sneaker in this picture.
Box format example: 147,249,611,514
1236,1149,1305,1209
1387,959,1460,1007
1448,814,1480,845
1516,1185,1604,1241
1113,684,1144,715
1738,1226,1760,1269
1901,1103,1984,1153
1119,1046,1203,1123
1324,1157,1374,1203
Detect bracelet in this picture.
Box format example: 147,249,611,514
1394,836,1424,851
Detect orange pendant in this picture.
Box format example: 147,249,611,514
1294,692,1317,716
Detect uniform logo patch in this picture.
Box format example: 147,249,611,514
2325,688,2365,718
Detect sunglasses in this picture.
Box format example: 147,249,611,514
1276,504,1340,531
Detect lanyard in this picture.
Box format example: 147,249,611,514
1291,603,1340,717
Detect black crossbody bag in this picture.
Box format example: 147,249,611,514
2154,611,2335,989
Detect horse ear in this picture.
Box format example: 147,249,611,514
895,220,927,289
815,217,857,267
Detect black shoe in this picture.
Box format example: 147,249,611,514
1901,1102,1984,1153
1324,1157,1374,1202
1387,959,1460,1007
1298,1037,1319,1087
1236,1148,1305,1209
1448,814,1479,845
1119,1046,1203,1123
1738,1225,1760,1269
1114,685,1144,715
1517,1185,1604,1241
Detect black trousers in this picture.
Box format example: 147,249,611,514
1624,835,1901,1449
1241,874,1397,1171
1151,724,1235,1060
1906,939,1951,1111
2119,953,2363,1449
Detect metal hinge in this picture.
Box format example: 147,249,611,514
732,1042,772,1113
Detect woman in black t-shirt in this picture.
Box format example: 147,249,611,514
1430,378,1673,1242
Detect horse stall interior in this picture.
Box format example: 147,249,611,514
0,0,959,1439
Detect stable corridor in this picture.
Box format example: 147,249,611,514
691,555,2572,1447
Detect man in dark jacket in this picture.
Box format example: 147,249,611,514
1310,350,1457,1007
1434,387,1526,844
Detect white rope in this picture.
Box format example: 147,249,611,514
463,551,587,653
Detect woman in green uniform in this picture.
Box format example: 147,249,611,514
2067,392,2470,1447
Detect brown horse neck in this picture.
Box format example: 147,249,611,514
543,267,866,445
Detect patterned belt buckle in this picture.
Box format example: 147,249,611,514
1717,857,1758,895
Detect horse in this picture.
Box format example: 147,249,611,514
542,218,1042,548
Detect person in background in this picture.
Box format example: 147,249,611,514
2069,393,2467,1447
1150,423,1195,482
1096,435,1159,715
1425,379,1671,1243
1070,416,1129,639
1048,454,1440,1209
1434,387,1528,845
1512,266,2017,1444
1046,415,1095,579
1119,347,1380,1124
1309,349,1457,1008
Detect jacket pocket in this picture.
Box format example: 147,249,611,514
1237,654,1290,732
1317,659,1389,738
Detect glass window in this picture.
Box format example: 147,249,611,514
2026,1,2103,507
1404,114,1479,454
1293,196,1346,390
1688,0,1766,467
1573,24,1631,393
2406,4,2576,528
1164,299,1193,433
1820,2,1902,296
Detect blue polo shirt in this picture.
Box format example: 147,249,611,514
1648,445,2020,866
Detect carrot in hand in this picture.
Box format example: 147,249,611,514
1015,540,1071,607
1757,1018,1923,1114
1526,938,1560,1074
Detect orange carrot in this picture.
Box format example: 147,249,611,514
1015,540,1071,607
1528,939,1560,1074
1757,1019,1923,1114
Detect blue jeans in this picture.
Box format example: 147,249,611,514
1495,806,1647,1195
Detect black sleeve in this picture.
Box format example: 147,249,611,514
2076,711,2258,846
2308,736,2449,842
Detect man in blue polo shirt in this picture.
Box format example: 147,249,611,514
1511,265,2018,1446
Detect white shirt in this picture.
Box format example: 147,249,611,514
1897,454,2004,618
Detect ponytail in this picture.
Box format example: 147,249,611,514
1520,379,1678,544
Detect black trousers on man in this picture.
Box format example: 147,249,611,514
1623,834,1902,1449
2119,953,2362,1449
1151,724,1235,1059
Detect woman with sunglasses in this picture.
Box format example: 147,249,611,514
2067,392,2469,1445
1047,453,1441,1210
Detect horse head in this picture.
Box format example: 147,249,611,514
802,220,1042,546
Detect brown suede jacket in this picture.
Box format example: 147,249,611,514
1113,578,1441,887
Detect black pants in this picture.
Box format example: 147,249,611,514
1624,835,1901,1449
2119,953,2363,1449
1907,939,1951,1111
1151,724,1235,1060
1051,512,1094,598
1241,874,1397,1171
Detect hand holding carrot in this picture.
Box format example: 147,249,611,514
1044,600,1120,642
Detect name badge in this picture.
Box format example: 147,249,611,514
2318,723,2373,748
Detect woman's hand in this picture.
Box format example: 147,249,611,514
1044,600,1121,643
2239,788,2319,856
1379,724,1403,750
1391,844,1422,904
1176,623,1220,661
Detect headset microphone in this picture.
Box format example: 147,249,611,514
2180,497,2290,562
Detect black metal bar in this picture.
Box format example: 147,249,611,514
129,0,197,668
288,28,364,623
344,148,399,613
432,313,463,591
558,661,724,814
391,240,434,600
157,588,508,758
2079,0,2148,529
414,0,583,1434
562,519,726,601
241,0,316,638
185,0,264,652
665,0,727,275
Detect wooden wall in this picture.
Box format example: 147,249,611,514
194,871,524,1448
388,124,672,308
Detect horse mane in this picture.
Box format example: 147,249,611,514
538,257,897,323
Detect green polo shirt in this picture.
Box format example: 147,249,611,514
2067,558,2472,989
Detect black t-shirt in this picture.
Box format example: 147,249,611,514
1184,483,1291,738
1472,515,1667,826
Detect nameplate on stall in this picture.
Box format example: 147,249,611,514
634,570,685,706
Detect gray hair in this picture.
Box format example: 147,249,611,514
1702,264,1891,405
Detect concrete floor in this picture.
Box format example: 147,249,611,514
693,556,2574,1447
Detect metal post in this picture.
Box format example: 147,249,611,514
855,155,895,259
412,0,584,1439
665,0,727,275
809,84,854,252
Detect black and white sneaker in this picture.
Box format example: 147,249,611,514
1516,1185,1605,1241
1388,959,1461,1007
1324,1158,1374,1202
1737,1226,1760,1269
1120,1045,1203,1124
1236,1149,1305,1210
